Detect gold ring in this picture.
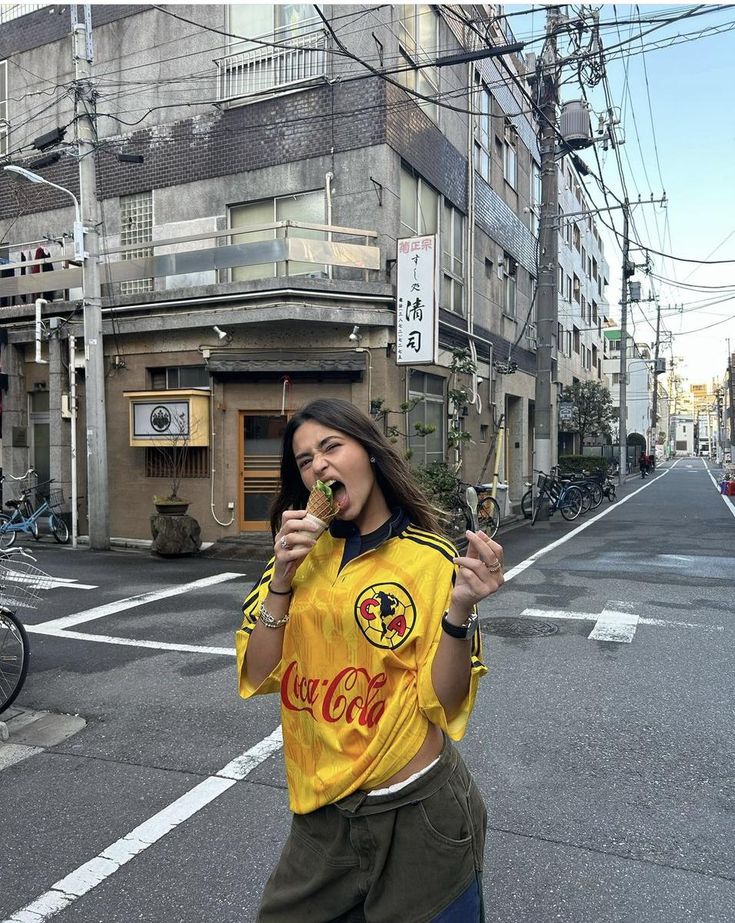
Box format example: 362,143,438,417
485,559,502,572
280,536,289,550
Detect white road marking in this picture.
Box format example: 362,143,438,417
520,606,724,640
34,573,246,631
24,625,235,656
705,467,735,519
503,470,669,583
0,572,97,591
587,609,639,643
1,726,284,923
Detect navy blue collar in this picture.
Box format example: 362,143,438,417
330,508,408,570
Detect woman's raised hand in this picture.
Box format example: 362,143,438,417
451,531,504,610
271,510,320,590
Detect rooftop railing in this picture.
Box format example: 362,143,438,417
0,221,381,307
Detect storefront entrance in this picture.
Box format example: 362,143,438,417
239,412,287,532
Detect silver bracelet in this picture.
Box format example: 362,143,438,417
259,601,290,630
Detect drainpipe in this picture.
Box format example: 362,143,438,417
325,171,334,280
35,298,48,364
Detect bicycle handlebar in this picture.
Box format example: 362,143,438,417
0,468,35,484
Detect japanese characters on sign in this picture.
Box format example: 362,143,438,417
396,235,438,365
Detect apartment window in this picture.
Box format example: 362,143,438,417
150,366,209,390
592,344,598,371
565,330,572,357
0,61,7,157
573,325,580,354
612,372,620,385
581,245,587,269
398,5,439,122
120,191,154,294
230,190,325,281
441,202,464,314
502,253,517,319
558,266,564,294
530,160,541,235
566,274,572,303
502,121,517,187
558,208,565,246
573,274,581,304
220,5,325,102
573,223,581,252
592,300,598,324
565,218,572,247
401,166,464,314
474,76,492,182
407,370,445,465
581,295,586,321
400,167,438,238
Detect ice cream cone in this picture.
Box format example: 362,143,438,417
297,480,337,539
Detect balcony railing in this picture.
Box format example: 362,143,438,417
0,221,381,307
215,29,330,104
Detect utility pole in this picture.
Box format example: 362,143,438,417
534,5,561,497
650,299,661,465
73,5,110,549
618,201,630,484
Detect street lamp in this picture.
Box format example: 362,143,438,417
3,165,85,262
4,162,109,549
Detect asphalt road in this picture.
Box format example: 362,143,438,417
1,457,733,923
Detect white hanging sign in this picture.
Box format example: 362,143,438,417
396,235,438,365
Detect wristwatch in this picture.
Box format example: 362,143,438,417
441,609,479,640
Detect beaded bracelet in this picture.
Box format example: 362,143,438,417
259,601,290,629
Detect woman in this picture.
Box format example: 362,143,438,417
236,399,505,922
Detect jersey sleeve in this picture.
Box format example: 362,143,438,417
235,557,283,698
416,564,488,740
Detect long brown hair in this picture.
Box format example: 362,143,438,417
270,399,441,536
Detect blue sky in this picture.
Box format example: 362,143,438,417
510,2,735,387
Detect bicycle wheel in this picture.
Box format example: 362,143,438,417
477,496,501,538
50,513,70,544
588,483,604,509
521,489,533,519
0,514,17,550
0,608,29,714
606,484,617,502
559,486,583,521
578,484,592,514
531,489,545,526
444,504,472,549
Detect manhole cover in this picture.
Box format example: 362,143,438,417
483,618,559,639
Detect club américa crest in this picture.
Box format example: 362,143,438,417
354,583,416,650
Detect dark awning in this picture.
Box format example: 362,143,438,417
206,349,366,381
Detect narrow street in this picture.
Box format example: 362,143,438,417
1,458,733,923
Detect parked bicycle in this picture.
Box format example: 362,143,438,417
0,548,54,714
521,464,617,518
531,469,584,525
441,476,501,546
0,478,70,548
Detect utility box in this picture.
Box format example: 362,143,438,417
560,100,592,149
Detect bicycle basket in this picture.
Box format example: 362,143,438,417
48,488,66,511
0,557,55,610
537,473,547,489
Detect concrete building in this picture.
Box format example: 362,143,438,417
0,4,608,542
603,330,654,450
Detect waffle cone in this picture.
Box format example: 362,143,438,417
306,485,337,524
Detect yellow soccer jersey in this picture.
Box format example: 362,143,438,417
235,521,487,815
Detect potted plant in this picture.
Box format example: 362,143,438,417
151,408,191,515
